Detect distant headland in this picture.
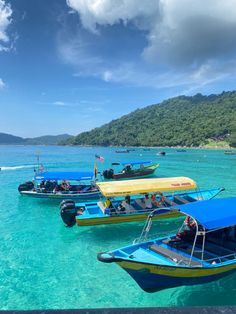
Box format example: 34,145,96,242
0,133,72,145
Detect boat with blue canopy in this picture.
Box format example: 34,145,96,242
98,197,236,292
102,160,159,180
60,176,224,227
18,171,100,201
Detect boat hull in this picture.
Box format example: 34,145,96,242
20,190,101,201
116,260,236,292
111,164,159,180
77,210,182,226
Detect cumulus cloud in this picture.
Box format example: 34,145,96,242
0,0,13,51
143,0,236,67
64,0,236,92
66,0,236,67
66,0,159,33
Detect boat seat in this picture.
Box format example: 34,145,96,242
162,238,188,249
81,186,91,192
204,241,235,259
162,240,219,262
162,197,177,206
149,244,202,266
135,199,146,209
174,195,190,204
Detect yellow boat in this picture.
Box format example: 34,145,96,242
60,177,224,227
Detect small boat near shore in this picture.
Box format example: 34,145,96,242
18,171,100,201
224,150,235,155
98,197,236,292
115,149,130,153
102,160,159,180
60,177,224,227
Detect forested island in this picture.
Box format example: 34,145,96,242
64,91,236,148
0,133,72,145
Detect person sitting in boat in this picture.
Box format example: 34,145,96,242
121,195,136,214
157,191,165,204
175,216,198,242
143,194,153,209
151,194,163,207
53,184,59,194
104,198,116,215
61,180,70,191
122,164,132,173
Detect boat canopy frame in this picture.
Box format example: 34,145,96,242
34,171,95,181
137,197,236,267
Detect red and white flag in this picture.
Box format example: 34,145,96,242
95,154,104,162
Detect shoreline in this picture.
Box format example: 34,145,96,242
0,144,234,150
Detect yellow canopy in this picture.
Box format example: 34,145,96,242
96,177,197,197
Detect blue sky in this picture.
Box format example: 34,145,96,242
1,0,236,137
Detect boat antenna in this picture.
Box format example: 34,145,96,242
35,151,41,173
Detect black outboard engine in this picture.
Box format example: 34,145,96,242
18,181,34,192
103,168,114,179
60,199,77,227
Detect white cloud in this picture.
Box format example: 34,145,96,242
64,0,236,93
0,77,6,89
0,0,13,52
53,101,66,106
66,0,159,33
143,0,236,67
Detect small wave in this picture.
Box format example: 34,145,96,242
0,165,37,171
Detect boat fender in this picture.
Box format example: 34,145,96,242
97,252,122,263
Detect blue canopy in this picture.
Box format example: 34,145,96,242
121,160,152,166
35,171,94,181
179,197,236,230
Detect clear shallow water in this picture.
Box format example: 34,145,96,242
0,145,235,310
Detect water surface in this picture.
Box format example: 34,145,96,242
0,145,235,309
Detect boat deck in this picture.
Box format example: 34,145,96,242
119,233,236,268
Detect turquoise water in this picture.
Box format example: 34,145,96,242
0,145,235,310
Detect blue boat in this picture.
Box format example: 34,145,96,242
60,177,224,227
18,171,101,201
98,197,236,292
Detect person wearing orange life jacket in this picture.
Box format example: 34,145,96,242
176,216,197,241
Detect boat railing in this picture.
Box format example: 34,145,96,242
133,207,178,244
175,251,236,268
133,231,177,244
203,252,236,265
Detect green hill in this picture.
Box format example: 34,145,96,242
0,133,73,145
69,91,236,147
24,134,72,145
0,133,25,144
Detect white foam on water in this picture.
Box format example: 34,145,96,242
0,165,37,171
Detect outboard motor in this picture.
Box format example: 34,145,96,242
103,169,109,179
60,200,77,227
103,168,114,179
18,181,34,192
